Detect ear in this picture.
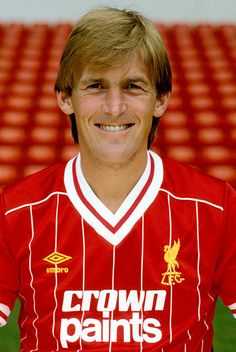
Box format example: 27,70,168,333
57,91,74,115
153,92,170,118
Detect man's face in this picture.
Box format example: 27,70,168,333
58,56,169,168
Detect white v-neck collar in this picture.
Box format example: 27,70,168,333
64,151,163,246
75,153,152,224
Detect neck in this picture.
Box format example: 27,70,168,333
79,152,148,213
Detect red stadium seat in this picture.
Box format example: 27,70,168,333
0,22,235,188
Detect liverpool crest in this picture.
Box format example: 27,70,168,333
161,238,185,285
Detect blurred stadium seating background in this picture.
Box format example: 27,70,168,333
0,22,235,189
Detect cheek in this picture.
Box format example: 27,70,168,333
137,104,156,127
71,94,98,116
141,106,157,135
73,104,94,128
133,96,157,116
81,95,101,110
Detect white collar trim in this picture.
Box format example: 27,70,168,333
64,151,163,246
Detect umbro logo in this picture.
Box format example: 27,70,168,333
43,251,72,265
43,251,72,274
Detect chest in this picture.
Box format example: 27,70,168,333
8,194,222,295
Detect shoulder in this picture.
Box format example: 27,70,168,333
160,157,235,208
1,161,70,213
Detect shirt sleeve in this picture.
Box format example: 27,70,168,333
0,192,19,327
214,183,236,318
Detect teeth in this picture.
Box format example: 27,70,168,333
99,124,129,131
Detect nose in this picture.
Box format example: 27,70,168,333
102,87,127,117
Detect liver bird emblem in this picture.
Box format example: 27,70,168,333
164,238,181,273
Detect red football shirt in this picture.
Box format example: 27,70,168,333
0,151,235,351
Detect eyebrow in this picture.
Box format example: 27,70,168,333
123,76,150,85
78,77,103,85
78,75,150,86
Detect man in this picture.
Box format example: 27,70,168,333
0,7,235,352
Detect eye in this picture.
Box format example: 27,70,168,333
87,82,103,89
124,82,146,95
126,83,142,90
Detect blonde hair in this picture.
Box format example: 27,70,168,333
55,7,172,147
55,7,171,95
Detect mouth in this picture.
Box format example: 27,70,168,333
95,124,134,132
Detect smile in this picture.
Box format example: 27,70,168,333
96,124,133,132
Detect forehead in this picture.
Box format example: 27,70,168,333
79,55,152,83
